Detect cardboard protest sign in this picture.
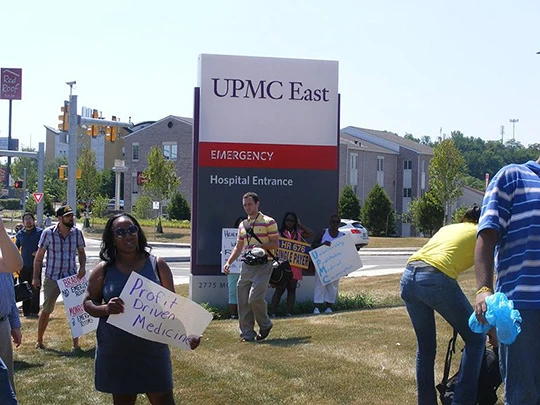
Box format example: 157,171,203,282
221,228,242,273
309,234,363,285
277,237,311,269
107,272,213,350
57,275,98,339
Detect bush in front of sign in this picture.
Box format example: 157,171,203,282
0,198,21,210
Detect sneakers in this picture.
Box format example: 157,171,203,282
35,342,45,349
256,324,273,341
325,307,333,314
313,307,321,315
72,346,83,355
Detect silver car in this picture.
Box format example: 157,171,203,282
339,219,369,250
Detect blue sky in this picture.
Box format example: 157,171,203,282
1,0,539,152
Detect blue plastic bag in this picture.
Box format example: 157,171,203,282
468,292,522,344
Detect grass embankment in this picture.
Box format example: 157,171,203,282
14,270,499,405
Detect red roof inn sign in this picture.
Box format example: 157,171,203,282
1,68,23,100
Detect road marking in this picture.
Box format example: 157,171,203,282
348,267,404,277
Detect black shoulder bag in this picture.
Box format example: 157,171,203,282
436,330,501,405
242,220,292,286
14,280,33,302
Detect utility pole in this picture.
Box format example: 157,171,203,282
62,81,133,213
509,118,519,141
500,125,505,143
67,82,78,212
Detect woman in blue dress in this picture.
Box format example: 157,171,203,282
84,214,200,405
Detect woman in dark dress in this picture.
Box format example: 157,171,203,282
269,212,313,317
84,214,200,405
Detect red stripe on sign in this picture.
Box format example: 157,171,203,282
199,142,337,170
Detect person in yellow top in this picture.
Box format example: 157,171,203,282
400,206,486,405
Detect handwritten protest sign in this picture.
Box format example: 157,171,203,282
277,237,311,269
309,234,363,285
107,272,213,350
221,228,242,273
57,275,98,339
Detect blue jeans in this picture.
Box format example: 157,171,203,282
499,309,540,404
0,357,17,405
400,265,485,405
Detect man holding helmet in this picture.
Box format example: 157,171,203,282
223,192,278,342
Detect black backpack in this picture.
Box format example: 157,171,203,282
436,330,502,405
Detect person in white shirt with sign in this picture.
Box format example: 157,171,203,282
311,214,344,315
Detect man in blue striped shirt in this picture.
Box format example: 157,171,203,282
474,157,540,405
32,205,86,352
0,216,24,404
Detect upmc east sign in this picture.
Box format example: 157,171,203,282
192,54,339,282
1,68,23,100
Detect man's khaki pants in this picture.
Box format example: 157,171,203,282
237,261,273,340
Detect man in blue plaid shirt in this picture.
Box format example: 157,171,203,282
32,205,86,352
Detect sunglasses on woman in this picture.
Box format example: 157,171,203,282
113,225,139,238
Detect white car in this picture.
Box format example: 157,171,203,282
339,219,369,250
107,199,124,210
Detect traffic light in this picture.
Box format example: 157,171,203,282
110,116,117,142
106,116,118,142
58,165,67,180
87,109,99,137
14,180,23,189
58,101,69,131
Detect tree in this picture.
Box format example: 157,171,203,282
98,169,116,198
462,174,486,191
77,146,100,208
167,192,191,220
24,193,54,216
142,146,180,202
44,156,68,203
451,205,469,224
409,191,444,237
429,138,466,224
404,133,434,147
90,195,108,218
132,194,153,220
142,147,180,232
338,185,361,220
361,184,395,236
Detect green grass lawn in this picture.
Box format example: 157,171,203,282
13,270,503,404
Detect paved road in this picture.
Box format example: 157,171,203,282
84,238,413,284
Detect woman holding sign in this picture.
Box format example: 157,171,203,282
84,214,200,405
311,214,345,315
270,212,313,317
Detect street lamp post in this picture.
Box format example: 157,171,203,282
509,118,519,141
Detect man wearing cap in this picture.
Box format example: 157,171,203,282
32,205,86,351
15,212,43,317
